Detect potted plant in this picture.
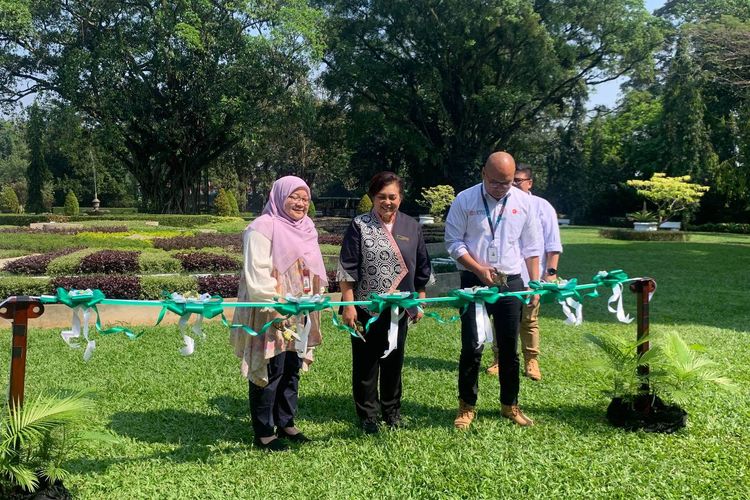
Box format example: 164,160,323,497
585,331,733,433
0,391,116,498
626,203,659,232
418,185,455,225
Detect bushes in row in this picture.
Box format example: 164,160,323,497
686,222,750,234
3,248,241,276
153,233,242,251
421,223,446,243
2,247,82,275
599,228,690,242
318,234,343,245
68,214,237,227
0,225,129,235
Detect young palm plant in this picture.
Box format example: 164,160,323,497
0,391,94,493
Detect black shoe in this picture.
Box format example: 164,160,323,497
361,419,379,434
277,427,312,443
253,437,289,452
385,417,402,429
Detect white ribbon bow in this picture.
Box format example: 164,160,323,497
607,283,634,324
461,287,493,348
284,294,324,359
61,306,96,362
170,292,212,356
559,297,583,326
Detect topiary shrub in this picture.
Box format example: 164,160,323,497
307,199,316,218
78,250,140,274
140,275,198,299
599,228,690,242
226,190,240,216
196,274,240,297
357,194,372,214
51,274,142,299
0,186,20,213
214,189,236,216
63,191,80,216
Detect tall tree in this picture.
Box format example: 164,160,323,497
1,0,323,213
319,0,664,194
661,35,718,181
25,103,48,213
546,98,586,220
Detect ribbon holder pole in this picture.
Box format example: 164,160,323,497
0,296,45,409
629,278,656,411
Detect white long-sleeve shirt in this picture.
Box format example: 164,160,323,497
444,184,542,275
520,193,563,285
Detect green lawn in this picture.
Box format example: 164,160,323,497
1,227,749,498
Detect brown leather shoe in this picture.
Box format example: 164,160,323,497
501,404,534,426
524,358,542,381
454,399,476,430
485,363,500,376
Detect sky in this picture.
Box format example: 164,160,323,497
586,0,667,110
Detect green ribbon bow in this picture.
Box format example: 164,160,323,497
362,292,422,333
592,269,630,287
54,288,139,339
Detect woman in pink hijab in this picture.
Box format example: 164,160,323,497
230,176,327,452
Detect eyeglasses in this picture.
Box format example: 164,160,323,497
513,178,531,185
288,194,310,204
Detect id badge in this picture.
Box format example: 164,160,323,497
488,244,499,263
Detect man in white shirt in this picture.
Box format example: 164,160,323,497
444,151,542,428
486,165,562,381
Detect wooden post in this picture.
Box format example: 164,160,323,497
0,296,45,408
629,279,656,410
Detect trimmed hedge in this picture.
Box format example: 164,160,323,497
2,247,81,275
0,214,54,226
175,252,241,272
138,250,183,274
67,214,233,227
686,222,750,234
51,274,142,300
0,276,52,298
153,233,242,251
79,250,140,274
47,248,100,276
140,275,198,300
319,234,343,245
197,274,240,297
421,223,446,243
599,228,690,242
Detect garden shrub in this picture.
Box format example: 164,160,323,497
214,189,237,216
175,252,241,272
74,232,151,249
599,228,690,242
0,276,52,298
153,233,242,251
0,186,20,213
51,274,142,300
421,223,446,243
0,214,51,226
67,214,226,227
140,275,198,299
79,250,140,274
318,233,343,245
2,247,81,275
227,190,240,216
307,199,316,218
47,248,100,276
138,250,182,274
63,191,80,216
197,274,239,297
686,222,750,234
357,194,372,214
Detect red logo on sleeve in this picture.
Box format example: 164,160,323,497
512,209,518,214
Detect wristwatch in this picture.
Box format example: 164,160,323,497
546,268,557,276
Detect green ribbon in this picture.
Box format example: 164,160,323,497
363,292,422,333
592,269,631,287
54,288,139,339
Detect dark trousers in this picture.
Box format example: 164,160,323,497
351,306,408,422
249,350,302,438
458,271,523,406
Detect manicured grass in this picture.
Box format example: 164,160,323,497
1,227,749,498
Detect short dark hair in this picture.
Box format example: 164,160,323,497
516,164,533,179
368,171,404,199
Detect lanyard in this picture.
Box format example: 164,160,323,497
481,188,509,240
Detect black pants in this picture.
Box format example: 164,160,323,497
351,306,408,423
249,350,302,439
458,271,523,406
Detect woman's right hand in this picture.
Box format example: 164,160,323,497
342,305,358,329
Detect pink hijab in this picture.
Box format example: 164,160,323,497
248,176,328,285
